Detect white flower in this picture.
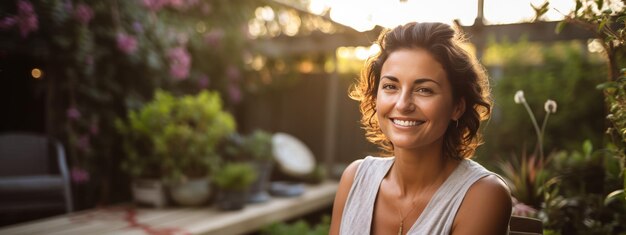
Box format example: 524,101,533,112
544,99,557,113
609,0,625,12
514,90,526,104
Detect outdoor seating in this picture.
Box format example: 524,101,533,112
509,215,543,235
0,133,73,225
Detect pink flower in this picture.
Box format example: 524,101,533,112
511,197,538,217
168,46,191,80
228,84,242,104
116,33,138,54
17,0,38,38
67,106,81,120
73,3,94,25
0,16,17,30
142,0,166,11
71,167,90,184
169,0,186,9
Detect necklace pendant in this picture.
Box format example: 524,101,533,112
398,221,403,235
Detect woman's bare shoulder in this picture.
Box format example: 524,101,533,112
329,159,365,235
452,175,512,235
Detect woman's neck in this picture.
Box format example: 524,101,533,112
390,146,458,196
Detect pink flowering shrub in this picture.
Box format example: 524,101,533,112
168,46,191,80
71,167,90,184
0,0,38,38
116,33,138,54
73,3,94,25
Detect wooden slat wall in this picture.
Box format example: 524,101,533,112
236,73,379,173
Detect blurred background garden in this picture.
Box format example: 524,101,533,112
0,0,625,234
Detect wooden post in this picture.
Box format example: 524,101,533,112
323,53,339,178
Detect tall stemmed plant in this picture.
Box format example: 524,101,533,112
514,90,558,167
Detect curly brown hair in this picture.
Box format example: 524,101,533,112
349,22,492,160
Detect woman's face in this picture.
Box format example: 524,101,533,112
375,48,463,151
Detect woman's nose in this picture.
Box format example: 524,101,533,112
395,91,415,113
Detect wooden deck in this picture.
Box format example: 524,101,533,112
0,181,338,235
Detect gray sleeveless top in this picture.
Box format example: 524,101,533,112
340,156,501,235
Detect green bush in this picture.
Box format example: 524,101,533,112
261,215,330,235
241,129,275,161
541,141,625,234
213,163,257,191
116,90,236,181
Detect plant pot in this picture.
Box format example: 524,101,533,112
216,188,249,211
131,179,168,208
168,178,211,207
248,160,273,203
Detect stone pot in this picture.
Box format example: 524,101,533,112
131,178,168,208
168,178,211,207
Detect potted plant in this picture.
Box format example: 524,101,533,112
241,130,275,203
221,130,275,203
213,162,257,210
116,90,236,207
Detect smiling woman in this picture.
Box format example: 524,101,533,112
329,22,512,235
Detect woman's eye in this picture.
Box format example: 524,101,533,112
415,88,433,94
382,84,397,90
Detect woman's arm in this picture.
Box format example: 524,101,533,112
451,175,513,235
329,159,363,235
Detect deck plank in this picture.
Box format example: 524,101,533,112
0,181,338,235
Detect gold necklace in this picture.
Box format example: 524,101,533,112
396,199,418,235
392,160,447,235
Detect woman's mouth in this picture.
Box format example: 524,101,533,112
391,118,424,127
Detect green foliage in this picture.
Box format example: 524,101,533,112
306,164,328,184
213,163,257,191
546,0,626,80
498,151,554,209
480,40,607,164
116,90,236,181
599,68,626,190
242,129,275,161
222,129,274,162
261,215,331,235
540,140,626,235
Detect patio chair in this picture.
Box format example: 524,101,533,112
0,133,73,225
509,215,543,235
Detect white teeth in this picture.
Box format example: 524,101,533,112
392,119,420,127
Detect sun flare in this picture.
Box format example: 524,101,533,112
309,0,575,31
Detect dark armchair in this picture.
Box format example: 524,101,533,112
0,133,73,225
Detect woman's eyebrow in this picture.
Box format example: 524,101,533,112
380,75,399,82
381,75,440,86
414,78,440,86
